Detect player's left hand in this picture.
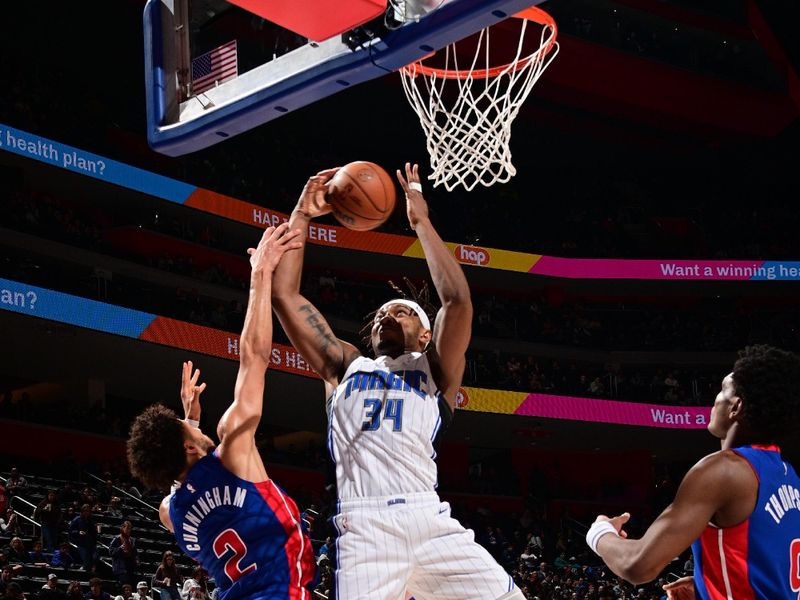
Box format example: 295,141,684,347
396,162,429,230
181,360,206,421
247,223,304,275
663,576,695,599
593,512,630,538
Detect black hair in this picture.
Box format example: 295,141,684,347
731,344,800,442
127,404,186,491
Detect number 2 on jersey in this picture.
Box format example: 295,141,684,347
362,398,404,431
213,529,257,583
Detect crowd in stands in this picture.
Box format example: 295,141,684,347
5,186,800,352
0,465,226,600
11,185,800,406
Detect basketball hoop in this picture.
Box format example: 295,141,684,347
399,6,559,191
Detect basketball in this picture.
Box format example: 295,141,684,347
326,161,397,231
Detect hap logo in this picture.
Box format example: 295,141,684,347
455,388,469,409
455,244,490,266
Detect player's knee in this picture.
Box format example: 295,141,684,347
495,588,525,600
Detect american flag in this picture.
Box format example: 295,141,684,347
191,40,238,95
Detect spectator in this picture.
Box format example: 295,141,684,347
0,567,14,596
29,540,50,565
0,510,19,536
189,567,209,600
179,580,203,600
105,498,124,519
114,584,133,600
0,484,7,516
108,521,138,588
58,482,79,505
5,469,27,496
5,538,27,565
152,551,182,600
36,490,63,552
41,574,67,600
317,536,332,560
51,542,75,570
2,581,23,600
133,582,150,600
589,376,606,397
69,504,99,572
85,578,112,600
66,581,84,600
98,481,115,506
683,553,693,574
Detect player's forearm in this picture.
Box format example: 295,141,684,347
596,535,661,585
415,219,470,305
271,210,310,300
240,270,274,364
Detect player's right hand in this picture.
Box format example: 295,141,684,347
663,576,694,599
295,168,338,219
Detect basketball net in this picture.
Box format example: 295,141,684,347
399,7,558,192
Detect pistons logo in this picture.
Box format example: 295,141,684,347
455,388,469,408
455,245,490,266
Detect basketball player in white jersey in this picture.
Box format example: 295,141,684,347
272,163,523,600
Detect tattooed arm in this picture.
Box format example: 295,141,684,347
272,169,361,386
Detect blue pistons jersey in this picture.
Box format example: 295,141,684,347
169,451,315,600
691,445,800,600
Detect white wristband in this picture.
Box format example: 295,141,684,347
586,520,620,555
409,182,422,192
186,418,200,428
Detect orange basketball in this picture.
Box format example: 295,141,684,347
326,161,397,231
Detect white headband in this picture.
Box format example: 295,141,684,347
378,299,431,330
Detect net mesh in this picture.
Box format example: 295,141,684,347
400,11,558,191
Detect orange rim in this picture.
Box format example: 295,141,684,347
401,5,557,80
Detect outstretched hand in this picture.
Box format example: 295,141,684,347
295,167,339,219
181,360,206,421
593,512,631,538
396,162,429,230
663,576,695,599
247,223,303,274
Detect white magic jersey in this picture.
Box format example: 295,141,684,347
327,352,451,500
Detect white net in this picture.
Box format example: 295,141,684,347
400,11,559,191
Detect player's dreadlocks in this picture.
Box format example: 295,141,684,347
359,277,438,353
731,344,800,443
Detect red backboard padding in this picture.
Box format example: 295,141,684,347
226,0,388,42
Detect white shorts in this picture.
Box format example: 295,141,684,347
332,492,516,600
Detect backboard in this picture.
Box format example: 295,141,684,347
144,0,546,156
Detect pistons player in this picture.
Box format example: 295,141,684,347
586,345,800,600
271,164,524,600
127,224,316,600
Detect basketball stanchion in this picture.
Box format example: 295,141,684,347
399,6,559,192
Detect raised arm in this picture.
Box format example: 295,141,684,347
397,163,472,409
216,224,302,480
271,168,361,386
180,360,207,426
588,450,757,585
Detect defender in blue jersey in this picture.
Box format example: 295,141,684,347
584,345,800,600
127,224,316,600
